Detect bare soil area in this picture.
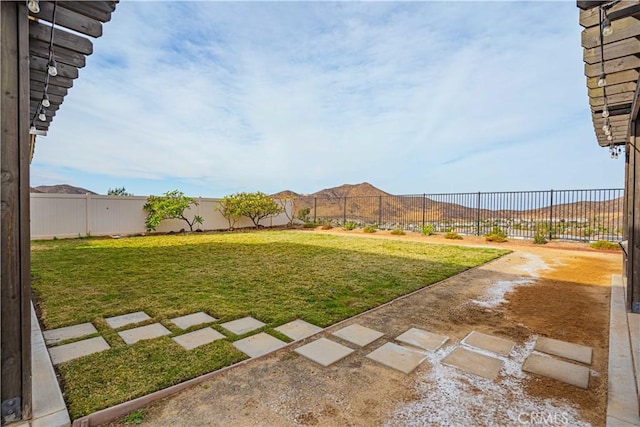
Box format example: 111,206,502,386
108,232,619,426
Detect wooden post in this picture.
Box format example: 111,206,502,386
627,122,640,313
1,1,32,422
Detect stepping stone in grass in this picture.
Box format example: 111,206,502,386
173,327,225,350
105,311,151,329
48,337,110,365
366,342,427,374
118,323,171,345
523,354,590,389
461,331,515,357
220,316,265,335
534,337,593,365
395,328,449,352
275,319,323,341
233,332,287,358
170,312,218,330
441,347,504,380
294,338,355,367
43,322,98,346
332,324,384,347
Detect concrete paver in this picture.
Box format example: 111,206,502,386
233,332,287,358
220,317,265,335
395,327,449,351
173,327,225,350
332,323,384,347
534,336,593,364
523,354,590,389
294,338,355,367
48,337,110,365
105,311,151,329
461,331,515,356
275,319,323,341
366,342,427,374
441,346,504,380
118,323,171,345
43,322,98,345
170,312,218,330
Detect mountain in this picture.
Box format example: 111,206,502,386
31,184,97,195
311,182,390,199
271,190,300,199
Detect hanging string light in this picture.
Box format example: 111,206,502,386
30,0,58,130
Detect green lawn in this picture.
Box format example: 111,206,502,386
31,230,509,418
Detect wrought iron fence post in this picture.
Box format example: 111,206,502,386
343,197,347,224
477,192,481,236
313,197,317,223
378,196,382,225
422,194,426,228
549,189,554,240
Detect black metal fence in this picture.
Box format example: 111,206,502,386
289,188,624,242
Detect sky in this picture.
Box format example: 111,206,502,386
30,1,626,198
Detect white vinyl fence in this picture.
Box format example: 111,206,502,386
30,193,293,240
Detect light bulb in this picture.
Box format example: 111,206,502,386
602,121,610,132
38,112,46,121
605,128,611,136
41,94,50,108
602,108,610,118
47,60,57,77
26,0,40,14
597,74,606,87
602,17,613,36
607,134,613,141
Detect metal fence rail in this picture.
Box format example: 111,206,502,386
290,188,624,242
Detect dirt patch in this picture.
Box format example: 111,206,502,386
105,241,619,427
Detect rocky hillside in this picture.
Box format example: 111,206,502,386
31,184,97,195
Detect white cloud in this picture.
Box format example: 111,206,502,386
31,1,624,196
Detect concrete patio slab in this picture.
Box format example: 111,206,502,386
105,311,151,329
294,338,355,367
118,323,172,345
441,347,504,380
395,327,449,352
461,331,515,356
170,312,217,330
366,342,427,374
48,337,110,365
30,304,70,426
220,316,265,335
534,336,593,365
233,333,287,358
332,323,384,347
173,327,225,350
275,319,323,341
43,322,97,346
522,354,590,389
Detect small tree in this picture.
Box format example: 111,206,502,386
217,194,243,230
279,196,297,227
107,186,133,196
143,190,203,232
235,192,283,228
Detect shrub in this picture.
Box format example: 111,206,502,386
485,226,507,243
533,233,547,244
297,207,311,222
590,240,621,250
421,224,434,236
391,228,405,236
444,231,462,240
234,192,283,228
303,222,316,229
344,221,357,231
363,226,377,233
216,194,243,230
321,223,333,230
143,190,203,232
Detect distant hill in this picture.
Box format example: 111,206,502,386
31,184,97,195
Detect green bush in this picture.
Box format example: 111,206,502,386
297,207,311,222
143,190,203,232
391,228,405,236
421,224,434,236
303,222,316,229
363,226,377,233
590,240,621,250
533,233,547,244
485,226,507,243
321,223,333,230
344,221,357,231
444,231,462,240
